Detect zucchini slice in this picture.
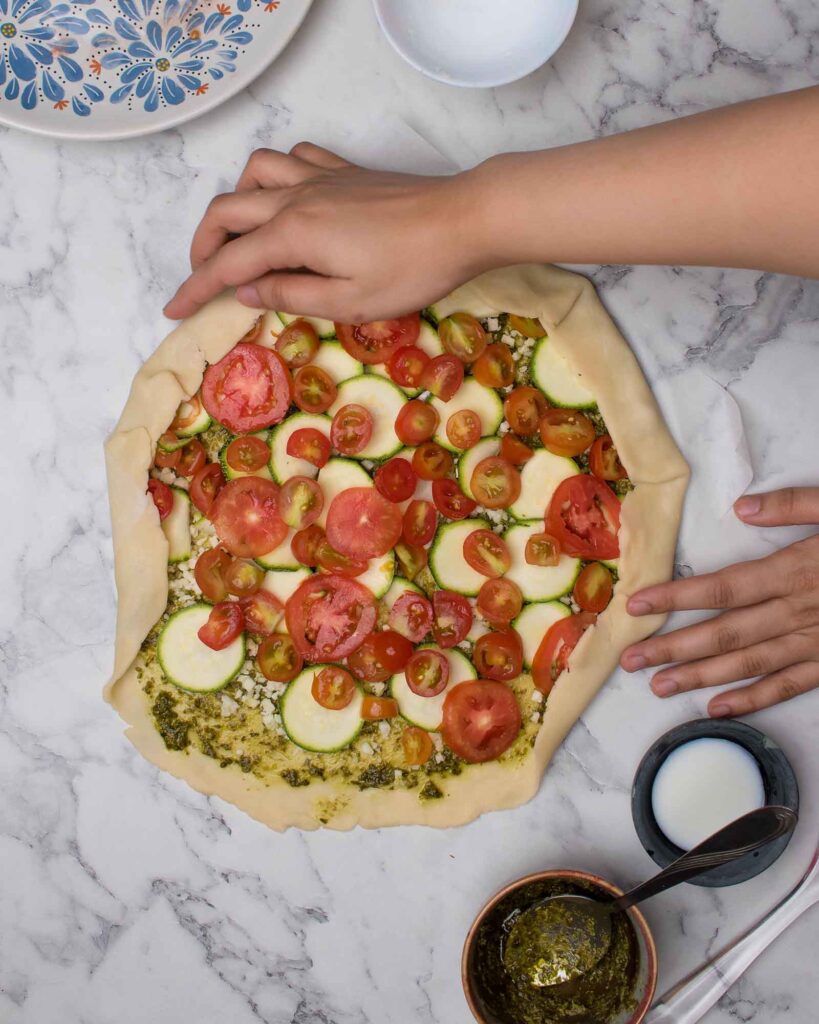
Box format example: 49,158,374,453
380,576,424,613
431,379,504,452
513,601,572,668
269,412,331,484
174,399,212,438
503,523,581,602
531,336,595,409
315,457,373,529
281,666,363,752
162,486,191,563
219,440,273,482
355,549,396,600
457,437,500,499
390,644,477,731
157,603,245,693
328,376,406,461
429,518,489,597
261,568,313,617
278,311,336,339
509,449,579,521
311,340,363,383
255,530,301,571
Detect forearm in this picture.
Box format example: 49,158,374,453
472,86,819,278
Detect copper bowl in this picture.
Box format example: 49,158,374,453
462,869,658,1024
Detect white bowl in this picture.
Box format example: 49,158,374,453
372,0,579,89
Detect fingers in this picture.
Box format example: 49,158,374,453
289,141,351,170
735,486,819,527
235,148,322,191
707,661,819,717
189,190,288,270
236,272,349,319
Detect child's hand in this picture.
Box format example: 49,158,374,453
164,143,490,322
622,487,819,716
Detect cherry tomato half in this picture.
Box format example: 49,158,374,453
388,591,433,643
574,562,614,614
291,524,325,567
500,433,534,467
470,456,521,510
473,629,523,681
286,427,331,469
315,537,368,578
439,312,488,364
347,630,413,682
325,487,403,560
403,499,437,547
504,386,547,436
395,400,439,446
432,590,473,649
211,477,287,558
406,649,449,697
336,315,421,365
441,680,521,763
507,314,544,338
525,532,561,567
473,342,515,388
420,354,464,402
177,438,207,477
279,476,324,530
170,393,204,432
539,408,596,458
198,601,244,651
225,435,269,474
361,695,400,720
545,476,621,561
446,409,481,450
275,318,320,367
194,546,232,603
413,442,454,481
432,479,477,520
589,434,628,481
224,557,264,596
476,578,523,627
256,633,302,682
312,666,356,710
463,529,511,578
190,462,226,517
292,365,337,414
532,611,597,694
148,479,173,521
374,457,417,503
154,445,180,471
402,726,433,766
394,540,428,580
388,345,430,388
239,590,284,636
331,404,373,456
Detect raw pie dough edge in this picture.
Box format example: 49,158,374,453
104,266,689,832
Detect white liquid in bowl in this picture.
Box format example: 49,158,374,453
651,738,766,851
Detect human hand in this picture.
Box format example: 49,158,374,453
164,143,492,323
621,487,819,716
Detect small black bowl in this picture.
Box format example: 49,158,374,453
631,719,799,887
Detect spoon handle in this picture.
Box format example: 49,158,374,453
613,806,797,912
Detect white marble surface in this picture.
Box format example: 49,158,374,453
2,0,819,1021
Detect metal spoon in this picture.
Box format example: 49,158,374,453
504,805,798,988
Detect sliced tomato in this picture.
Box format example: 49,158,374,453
402,726,433,766
312,666,356,710
148,479,173,520
403,499,437,547
325,487,403,559
420,354,464,401
532,611,597,694
154,445,180,471
589,434,628,481
395,400,439,446
336,314,421,365
441,680,521,763
574,562,614,614
406,649,449,697
225,435,269,474
525,531,561,567
292,365,337,414
413,442,454,481
194,546,232,603
170,393,204,432
190,462,226,517
470,456,521,510
374,457,417,503
291,524,325,567
238,317,263,343
388,345,430,388
388,591,433,643
507,314,544,338
315,537,368,577
473,342,515,388
240,590,284,636
361,695,400,720
539,408,596,457
198,601,244,651
210,477,287,558
432,590,473,648
546,476,621,560
394,540,428,580
446,409,481,450
476,578,523,627
202,343,291,433
286,427,331,469
279,476,324,530
177,438,207,477
285,575,377,662
347,630,413,682
504,386,547,437
224,557,264,596
500,433,534,467
439,313,487,364
432,479,477,520
473,630,523,681
256,633,302,682
331,404,373,456
275,318,319,367
463,529,511,578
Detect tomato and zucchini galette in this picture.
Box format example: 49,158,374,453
105,264,688,830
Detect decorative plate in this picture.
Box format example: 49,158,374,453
0,0,313,140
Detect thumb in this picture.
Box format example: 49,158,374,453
236,273,349,321
734,486,819,527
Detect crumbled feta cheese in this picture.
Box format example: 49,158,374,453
369,681,386,697
378,720,390,737
362,459,375,471
498,421,511,434
360,741,374,757
531,690,543,704
434,753,445,764
457,640,471,652
530,711,541,723
260,698,274,716
246,639,259,656
486,316,500,332
220,695,239,717
431,733,444,751
394,769,403,779
156,467,178,486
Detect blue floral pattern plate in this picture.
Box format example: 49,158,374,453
0,0,313,139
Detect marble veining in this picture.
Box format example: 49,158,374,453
2,0,818,1021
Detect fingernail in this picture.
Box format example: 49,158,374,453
628,598,653,615
652,677,678,697
709,703,732,718
734,495,761,519
236,284,262,307
625,652,648,671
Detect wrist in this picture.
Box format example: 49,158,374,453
460,153,538,270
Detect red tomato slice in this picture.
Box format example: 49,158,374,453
406,649,449,697
286,427,331,469
224,557,264,596
177,438,206,477
279,476,324,529
439,313,488,364
413,442,454,481
325,487,403,560
388,345,430,387
503,386,547,437
202,343,292,433
446,409,481,450
198,601,244,651
432,479,477,520
402,726,433,766
432,590,473,648
589,434,628,481
476,578,523,627
574,562,614,614
374,457,417,503
361,695,400,720
500,433,534,467
420,354,464,401
148,479,173,520
546,476,621,560
347,630,413,682
473,629,523,681
388,591,433,643
256,633,303,682
394,540,428,580
275,319,319,367
194,546,232,603
190,462,226,517
470,456,521,510
312,666,356,710
532,611,597,694
210,477,287,558
525,531,561,567
292,365,337,414
395,400,439,446
291,524,325,567
315,537,368,578
463,529,511,577
225,435,269,474
285,575,377,662
331,404,374,456
240,590,284,636
539,408,596,457
335,314,421,365
473,343,515,388
441,680,521,763
403,499,437,547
